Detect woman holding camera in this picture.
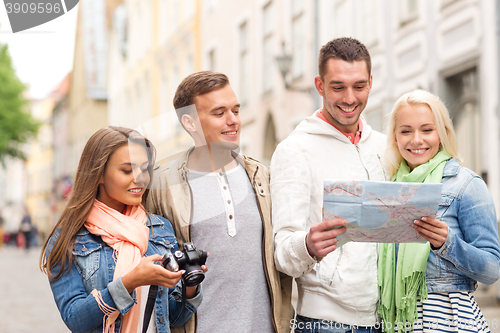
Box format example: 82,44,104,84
378,90,500,333
40,126,204,333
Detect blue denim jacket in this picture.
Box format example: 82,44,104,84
426,158,500,292
47,214,202,333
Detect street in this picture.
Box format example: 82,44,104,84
0,245,499,333
0,246,68,333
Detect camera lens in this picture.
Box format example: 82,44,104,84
183,269,205,287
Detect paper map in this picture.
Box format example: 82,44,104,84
323,179,442,247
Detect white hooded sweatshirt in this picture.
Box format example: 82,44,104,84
270,111,387,326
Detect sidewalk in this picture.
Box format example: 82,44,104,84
475,282,500,333
0,245,69,333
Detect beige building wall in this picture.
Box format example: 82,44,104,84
25,98,55,239
199,0,316,166
198,0,500,212
105,0,500,212
108,0,202,162
68,3,108,178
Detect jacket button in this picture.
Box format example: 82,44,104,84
159,317,164,323
260,189,264,194
82,246,87,252
258,182,262,186
174,294,180,300
158,289,163,296
165,240,170,245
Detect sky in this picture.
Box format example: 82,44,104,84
0,2,78,99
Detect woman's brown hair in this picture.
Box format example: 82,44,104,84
40,126,156,281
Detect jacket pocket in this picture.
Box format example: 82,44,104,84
436,194,454,219
316,249,342,287
73,241,102,280
149,228,176,256
436,194,457,274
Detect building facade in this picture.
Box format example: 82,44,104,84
196,0,500,212
107,0,201,162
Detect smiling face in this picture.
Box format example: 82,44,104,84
395,104,441,170
97,143,150,212
315,58,372,133
192,85,241,148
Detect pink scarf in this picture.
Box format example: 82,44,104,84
85,200,149,333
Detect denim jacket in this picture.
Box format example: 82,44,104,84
47,214,202,333
426,158,500,292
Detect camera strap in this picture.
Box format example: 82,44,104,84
141,283,188,333
142,285,158,333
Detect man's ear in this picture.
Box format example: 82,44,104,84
181,114,197,133
314,76,324,97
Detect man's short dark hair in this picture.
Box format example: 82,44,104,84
173,71,230,110
318,37,371,80
173,71,230,131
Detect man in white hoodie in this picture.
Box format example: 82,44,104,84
271,37,387,333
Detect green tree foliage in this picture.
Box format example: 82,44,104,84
0,43,40,162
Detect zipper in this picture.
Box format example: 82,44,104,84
330,247,343,285
377,154,388,180
355,145,370,180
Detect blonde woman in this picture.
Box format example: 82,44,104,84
379,90,500,333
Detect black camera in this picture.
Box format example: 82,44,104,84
161,242,208,287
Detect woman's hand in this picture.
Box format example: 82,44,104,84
122,254,183,293
412,217,448,249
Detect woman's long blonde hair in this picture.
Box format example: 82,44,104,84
385,89,460,177
40,126,156,281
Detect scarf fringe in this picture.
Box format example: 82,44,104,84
394,272,428,332
91,289,119,333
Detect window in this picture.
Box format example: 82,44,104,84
291,8,305,78
172,65,181,135
143,73,152,124
360,0,378,45
291,0,304,16
399,0,418,24
334,1,351,39
136,82,143,127
137,5,144,58
186,53,194,76
143,1,152,52
262,2,274,94
184,0,195,21
206,0,218,14
159,0,168,43
208,48,216,70
171,0,179,31
239,21,250,104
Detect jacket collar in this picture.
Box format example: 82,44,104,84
442,158,460,178
297,111,373,145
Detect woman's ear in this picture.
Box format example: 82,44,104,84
181,114,197,133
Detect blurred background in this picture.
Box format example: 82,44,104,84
0,0,499,331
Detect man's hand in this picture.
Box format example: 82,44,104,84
305,218,347,258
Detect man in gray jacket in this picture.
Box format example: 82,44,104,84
147,71,292,333
271,37,386,332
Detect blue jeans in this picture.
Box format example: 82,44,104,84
292,315,383,333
